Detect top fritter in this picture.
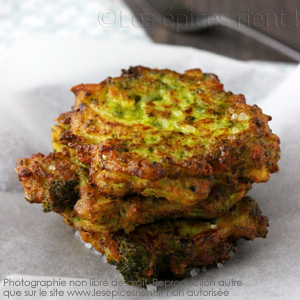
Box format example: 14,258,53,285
55,66,280,206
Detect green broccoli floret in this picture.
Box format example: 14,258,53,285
43,179,79,213
115,238,153,285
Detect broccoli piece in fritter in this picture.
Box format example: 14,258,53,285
43,179,79,213
80,197,268,285
15,152,82,213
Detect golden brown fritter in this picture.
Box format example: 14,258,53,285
15,151,250,233
80,197,268,285
15,152,83,213
55,66,280,205
73,180,250,232
15,66,278,286
89,167,213,204
52,115,213,206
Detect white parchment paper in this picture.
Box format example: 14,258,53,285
0,35,299,300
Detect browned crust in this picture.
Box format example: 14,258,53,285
63,67,280,184
15,152,80,210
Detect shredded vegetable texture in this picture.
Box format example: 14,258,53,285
15,66,279,285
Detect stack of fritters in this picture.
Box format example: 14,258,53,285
16,66,280,285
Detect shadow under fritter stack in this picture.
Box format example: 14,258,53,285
16,66,280,285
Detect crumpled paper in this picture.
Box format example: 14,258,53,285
0,35,299,300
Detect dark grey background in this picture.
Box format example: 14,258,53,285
124,0,300,62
